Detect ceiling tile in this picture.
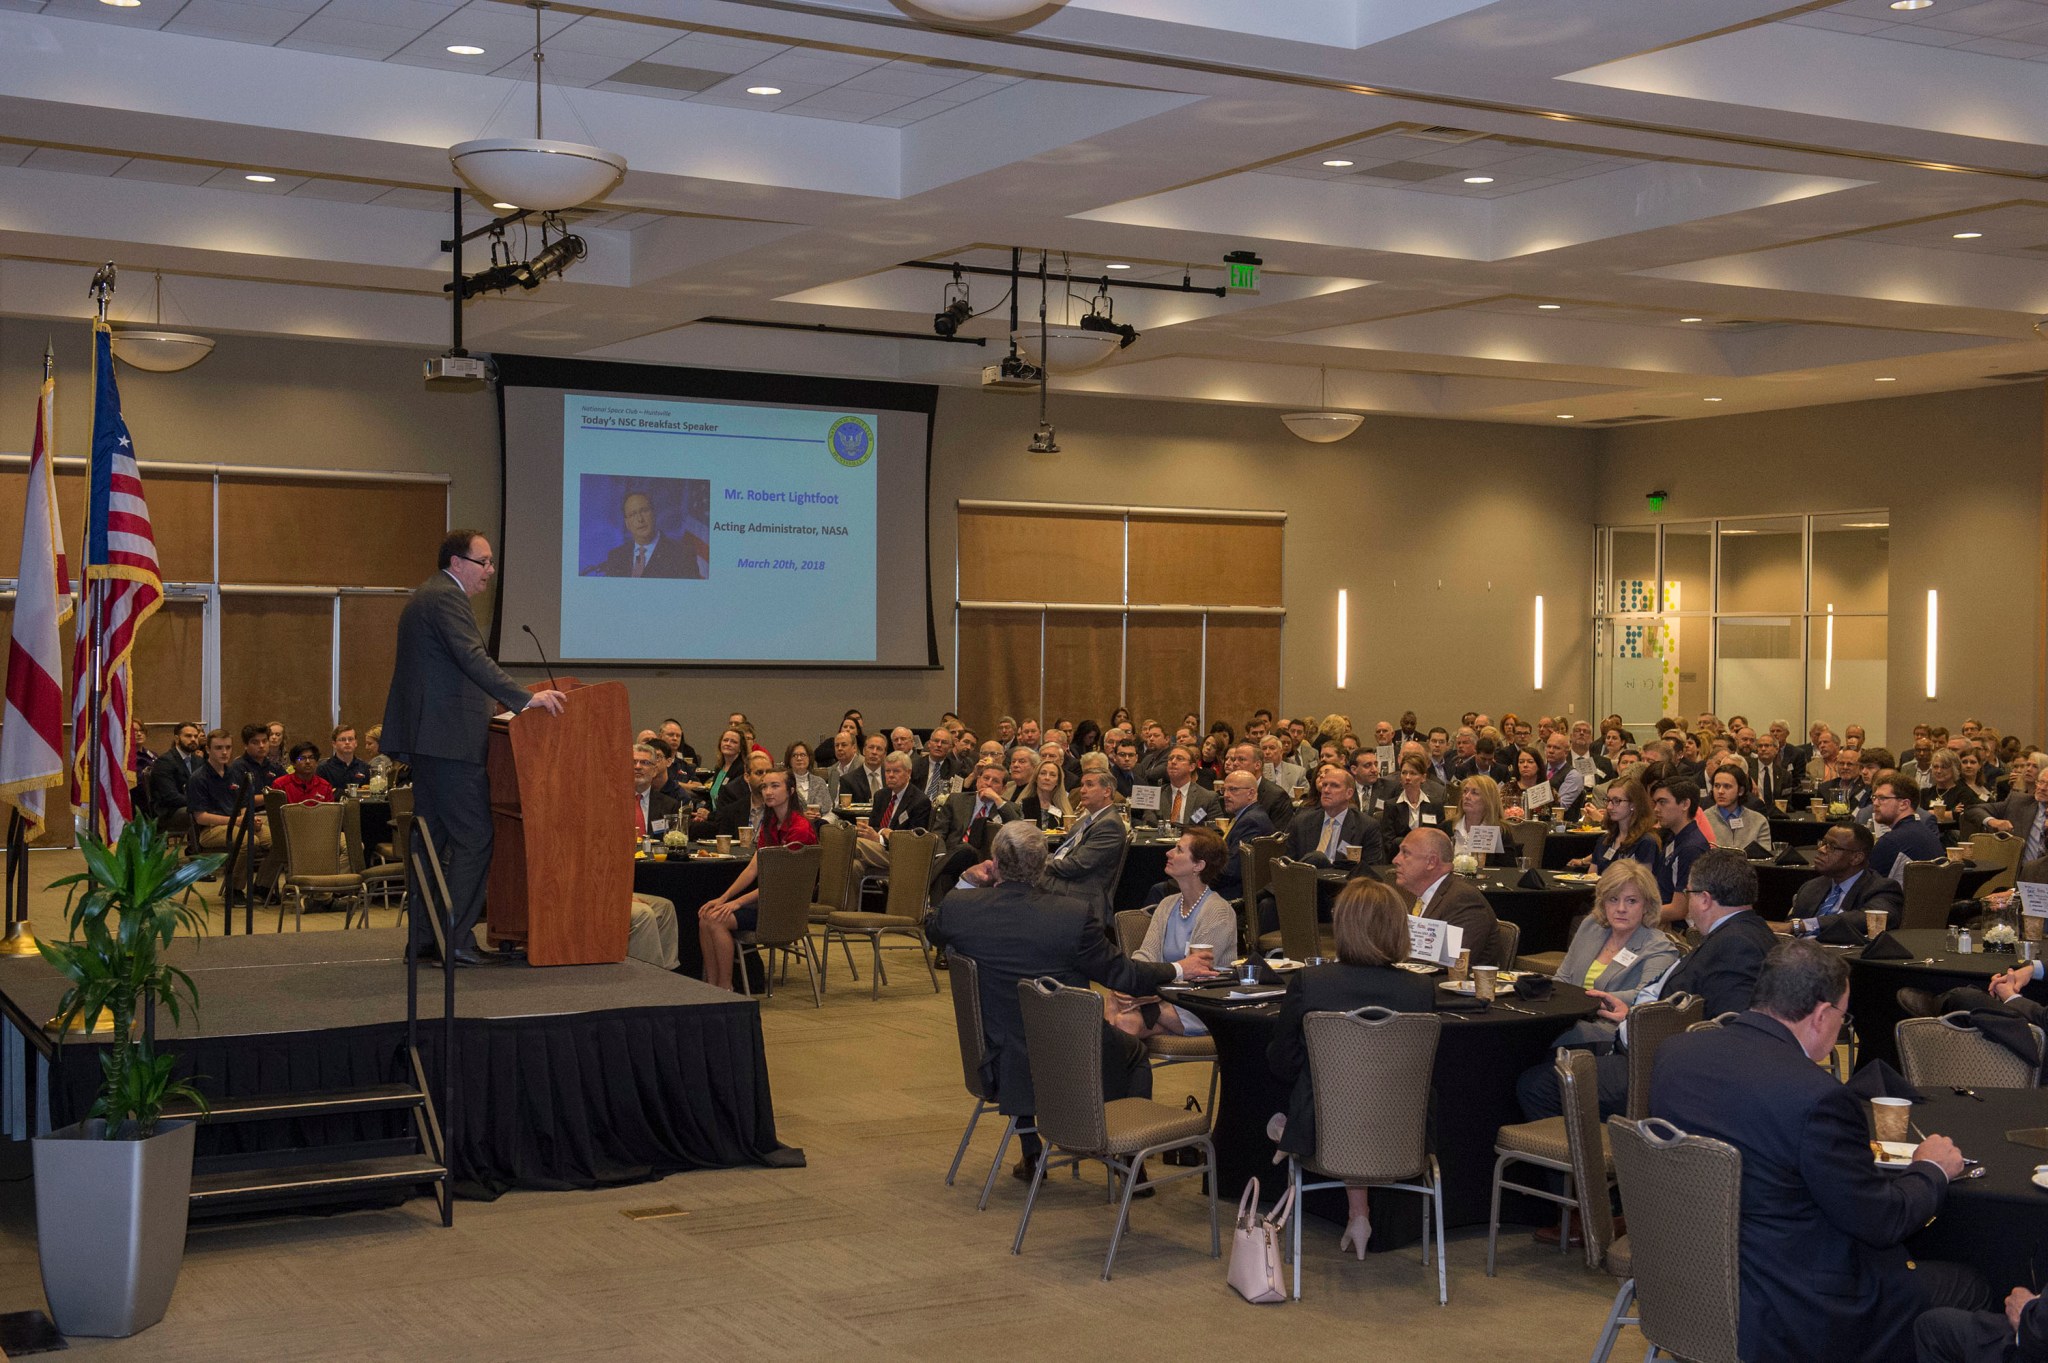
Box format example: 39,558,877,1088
840,61,975,96
368,186,448,208
111,158,220,185
36,0,172,29
1914,0,2048,35
0,144,34,166
543,15,676,59
163,0,307,40
278,13,415,54
784,87,908,116
22,147,130,175
286,178,387,202
312,0,456,28
643,33,787,73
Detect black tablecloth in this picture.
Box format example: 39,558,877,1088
1906,1087,2048,1292
1179,979,1598,1247
1544,830,1600,870
1848,929,2019,1072
1769,814,1831,848
359,799,391,855
1112,838,1173,913
634,853,749,985
1474,871,1595,956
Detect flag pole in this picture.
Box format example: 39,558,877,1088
83,265,114,845
0,341,58,953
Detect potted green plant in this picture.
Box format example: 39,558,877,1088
33,817,219,1338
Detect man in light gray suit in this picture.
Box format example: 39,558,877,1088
382,531,565,964
1040,769,1129,919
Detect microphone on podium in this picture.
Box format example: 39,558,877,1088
521,624,562,693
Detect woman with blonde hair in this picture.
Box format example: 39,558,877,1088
1544,859,1681,1049
1266,877,1435,1259
1019,757,1072,827
1450,774,1509,865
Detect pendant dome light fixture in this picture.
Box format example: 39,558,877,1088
108,270,214,373
449,2,626,212
1281,366,1364,443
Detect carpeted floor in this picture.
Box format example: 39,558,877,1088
0,848,1643,1361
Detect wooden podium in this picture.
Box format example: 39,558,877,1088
484,678,633,965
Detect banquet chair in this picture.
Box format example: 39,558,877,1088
1689,1013,1736,1033
1110,908,1220,1115
1969,832,2023,895
943,954,1033,1210
341,796,406,912
1594,1117,1743,1363
1516,912,1583,978
1625,993,1704,1120
1492,919,1521,971
1488,1047,1614,1275
1240,834,1286,955
823,829,940,1000
277,802,367,932
1897,1014,2043,1089
739,844,823,1007
1287,1006,1446,1303
1113,908,1150,957
1898,859,1965,931
1504,821,1548,869
373,786,414,863
805,819,862,980
1011,978,1218,1280
1260,858,1333,960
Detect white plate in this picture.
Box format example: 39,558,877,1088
2033,1170,2048,1192
1873,1140,1917,1166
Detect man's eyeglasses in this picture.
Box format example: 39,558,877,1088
455,552,494,569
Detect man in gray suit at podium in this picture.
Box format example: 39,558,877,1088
383,531,565,965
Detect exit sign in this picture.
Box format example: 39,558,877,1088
1224,250,1262,293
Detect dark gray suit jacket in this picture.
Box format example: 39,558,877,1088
1040,807,1128,917
381,572,532,765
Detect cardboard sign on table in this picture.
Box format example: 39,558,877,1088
2017,882,2048,919
1406,917,1464,967
1127,784,1162,811
1460,824,1503,855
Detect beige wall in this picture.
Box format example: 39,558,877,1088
1593,383,2044,746
2,321,1603,749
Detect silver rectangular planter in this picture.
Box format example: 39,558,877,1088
33,1118,196,1338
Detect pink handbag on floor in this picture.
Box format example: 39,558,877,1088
1226,1177,1294,1304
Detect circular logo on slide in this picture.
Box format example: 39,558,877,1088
828,416,874,467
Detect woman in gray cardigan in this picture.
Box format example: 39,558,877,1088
1549,858,1684,1050
1107,827,1239,1039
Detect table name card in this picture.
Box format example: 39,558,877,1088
2017,882,2048,919
1459,824,1503,855
1377,744,1397,769
1128,783,1162,811
1521,781,1553,810
1406,917,1464,967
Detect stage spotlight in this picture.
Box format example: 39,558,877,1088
933,267,972,337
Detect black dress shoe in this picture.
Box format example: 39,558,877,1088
934,950,949,970
1896,987,1945,1019
1013,1157,1036,1182
451,946,487,968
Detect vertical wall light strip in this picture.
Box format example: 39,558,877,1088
1533,595,1545,690
1336,589,1349,689
1824,603,1834,691
1926,589,1939,700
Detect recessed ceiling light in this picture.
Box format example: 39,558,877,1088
1463,176,1494,184
1555,414,1575,420
1537,303,1562,310
1952,231,1983,239
1890,0,1932,10
1322,159,1354,167
244,174,277,183
1703,396,1724,402
1680,316,1704,323
100,0,142,7
746,86,782,95
446,44,484,55
491,202,518,210
1842,521,1889,529
1875,376,1898,382
1106,263,1131,270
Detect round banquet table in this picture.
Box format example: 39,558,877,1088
1543,830,1600,870
1110,834,1173,914
1348,866,1593,956
1847,929,2021,1072
1176,978,1599,1248
632,848,752,986
1768,812,1834,848
1904,1086,2048,1293
358,797,392,856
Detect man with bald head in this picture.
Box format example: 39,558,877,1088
1392,827,1500,966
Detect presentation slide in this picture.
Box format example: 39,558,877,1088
561,395,878,661
493,358,936,670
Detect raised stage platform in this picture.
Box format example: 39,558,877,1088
0,929,799,1198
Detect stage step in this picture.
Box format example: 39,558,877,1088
189,1153,446,1208
167,1083,425,1124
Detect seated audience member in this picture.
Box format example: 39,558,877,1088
1503,745,1558,822
1537,732,1588,820
914,727,956,804
1653,938,1986,1363
840,733,890,807
1570,781,1661,874
263,721,288,780
1916,1286,2048,1363
1347,749,1391,822
1566,720,1617,783
1197,733,1229,785
1817,743,1871,811
853,751,933,871
317,724,372,793
227,723,278,797
273,742,335,806
1979,755,2046,835
925,820,1204,1182
1266,877,1436,1258
189,728,270,856
1704,762,1772,851
1869,770,1943,872
362,725,391,779
713,750,774,840
930,760,1024,893
1393,827,1501,966
1382,755,1445,841
1521,848,1775,1122
785,740,833,816
1023,769,1127,919
696,728,751,828
1650,777,1711,924
659,719,697,769
1449,774,1511,865
1923,749,1976,818
128,719,158,779
1285,764,1383,868
1104,828,1238,1040
1782,822,1904,937
1212,770,1275,899
1900,932,2048,1023
627,893,681,972
1259,733,1306,795
1456,732,1508,784
695,769,818,991
827,729,860,784
145,722,206,826
645,737,690,809
631,742,681,836
1002,745,1042,804
1222,741,1293,828
1019,758,1072,827
950,727,982,781
1544,860,1684,1052
1149,744,1219,827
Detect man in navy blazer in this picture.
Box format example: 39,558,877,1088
1653,939,1984,1363
382,532,564,963
1787,822,1904,935
1215,772,1274,900
1869,770,1944,873
1917,1285,2048,1362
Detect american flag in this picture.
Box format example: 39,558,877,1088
0,356,72,835
69,324,162,842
